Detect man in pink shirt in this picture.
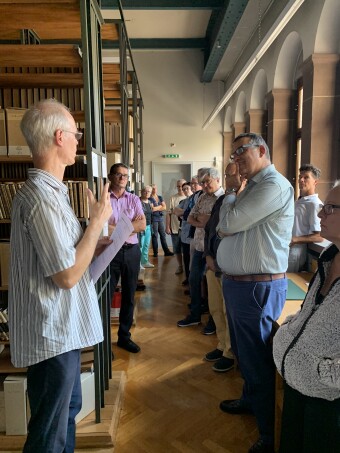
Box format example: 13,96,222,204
108,163,146,353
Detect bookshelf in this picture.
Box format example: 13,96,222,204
0,0,130,428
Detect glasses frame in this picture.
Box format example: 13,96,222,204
230,143,258,160
62,130,83,141
112,172,129,179
321,204,340,215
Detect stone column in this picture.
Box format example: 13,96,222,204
301,54,340,200
223,131,233,172
266,89,295,183
245,109,267,140
232,122,246,140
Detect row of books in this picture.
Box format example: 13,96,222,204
0,181,89,220
65,181,89,219
1,160,88,181
0,308,8,341
0,182,24,219
0,67,85,112
105,122,121,145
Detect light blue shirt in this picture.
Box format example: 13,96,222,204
216,164,294,275
9,169,104,367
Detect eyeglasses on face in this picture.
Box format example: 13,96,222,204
62,130,83,141
201,178,213,185
321,204,340,215
113,173,129,179
230,143,258,160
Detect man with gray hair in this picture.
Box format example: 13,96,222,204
216,132,294,453
177,167,224,327
9,99,113,453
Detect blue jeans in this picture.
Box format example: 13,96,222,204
222,277,287,444
140,224,152,264
188,250,206,319
24,350,82,453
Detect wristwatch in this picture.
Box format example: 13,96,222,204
225,188,236,194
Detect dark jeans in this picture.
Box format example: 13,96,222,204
151,220,169,255
110,244,141,341
222,277,287,444
280,383,340,453
24,350,81,453
181,242,191,280
188,250,206,319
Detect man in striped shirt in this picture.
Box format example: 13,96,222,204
8,99,112,453
216,133,294,453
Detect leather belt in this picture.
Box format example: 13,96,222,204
122,243,137,249
223,273,286,282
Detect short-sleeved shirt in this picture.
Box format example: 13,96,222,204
169,194,186,234
9,169,104,368
109,190,144,244
292,194,323,237
190,187,224,252
149,195,164,222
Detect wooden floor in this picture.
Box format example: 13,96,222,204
110,253,258,453
2,253,259,453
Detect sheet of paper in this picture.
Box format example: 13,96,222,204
90,212,134,284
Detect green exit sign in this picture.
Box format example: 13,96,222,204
163,154,180,158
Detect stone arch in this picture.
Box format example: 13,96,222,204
315,0,340,53
234,91,246,123
274,31,303,89
224,106,233,132
250,69,268,109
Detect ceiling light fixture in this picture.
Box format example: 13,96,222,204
202,0,305,130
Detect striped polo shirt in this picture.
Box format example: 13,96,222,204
8,169,103,368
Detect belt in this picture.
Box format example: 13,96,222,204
223,273,286,282
122,243,137,249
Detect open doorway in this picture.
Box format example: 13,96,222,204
151,162,193,209
151,162,193,248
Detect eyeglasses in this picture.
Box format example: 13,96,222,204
62,130,83,141
201,178,213,185
113,173,129,179
321,204,340,215
230,143,258,160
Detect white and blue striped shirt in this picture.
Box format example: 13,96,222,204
8,169,103,368
216,164,294,275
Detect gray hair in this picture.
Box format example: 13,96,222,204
234,132,271,160
20,98,72,156
197,167,210,179
201,167,220,180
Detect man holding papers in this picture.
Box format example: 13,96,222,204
108,163,146,353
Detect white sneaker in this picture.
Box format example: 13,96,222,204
175,266,183,274
144,262,155,268
140,264,145,270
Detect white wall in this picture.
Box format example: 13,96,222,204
132,50,224,185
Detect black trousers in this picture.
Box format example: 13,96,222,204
280,383,340,453
181,242,191,280
110,244,141,341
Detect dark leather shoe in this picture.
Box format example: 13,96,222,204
219,399,253,414
164,251,174,256
248,438,275,453
117,339,141,353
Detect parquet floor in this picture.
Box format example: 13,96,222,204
110,253,258,453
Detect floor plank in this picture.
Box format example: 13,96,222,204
111,253,258,453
